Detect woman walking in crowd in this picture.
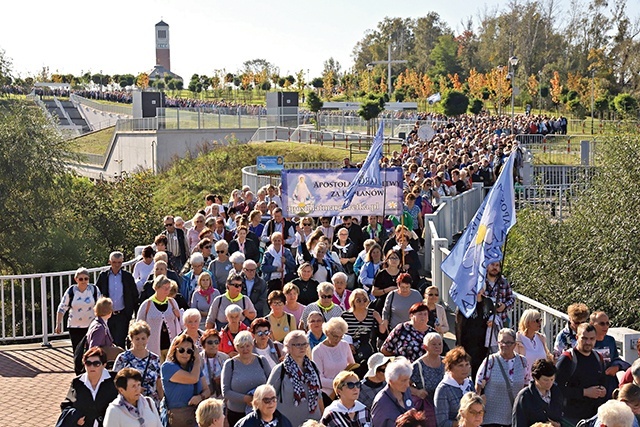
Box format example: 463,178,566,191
235,384,293,427
58,347,117,427
221,330,271,427
322,370,372,427
299,239,342,286
512,359,563,427
332,272,352,311
382,302,434,362
332,228,358,288
188,213,207,252
283,283,307,325
300,282,344,329
205,274,256,330
371,250,402,314
266,290,297,342
228,225,260,264
104,368,163,427
456,392,485,427
359,243,383,293
515,309,551,374
180,253,211,302
383,273,423,331
217,304,249,356
312,317,356,404
178,308,205,351
475,328,530,426
371,357,414,427
56,267,101,356
262,232,297,292
133,246,156,292
411,332,445,407
86,297,114,349
161,335,207,427
423,286,449,339
268,330,323,427
137,275,182,362
209,240,233,292
190,272,220,329
307,311,327,349
434,347,474,427
250,317,285,370
360,353,391,407
290,262,320,306
195,397,224,427
248,210,264,241
113,321,163,404
342,288,386,377
199,329,229,399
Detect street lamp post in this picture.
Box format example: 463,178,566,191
509,56,518,135
591,69,595,135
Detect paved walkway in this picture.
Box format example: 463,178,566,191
0,340,74,426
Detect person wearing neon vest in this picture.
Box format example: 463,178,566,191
205,273,256,330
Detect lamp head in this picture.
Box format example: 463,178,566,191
509,56,519,67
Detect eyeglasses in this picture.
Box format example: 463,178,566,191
320,294,333,299
204,245,212,249
290,342,309,348
427,293,439,297
177,347,194,355
205,340,220,346
468,409,485,416
84,360,103,367
216,250,226,254
230,283,243,288
498,341,515,346
255,330,270,337
76,277,89,282
164,223,174,227
262,396,277,404
354,298,368,303
388,257,400,261
340,381,361,390
597,321,611,326
271,301,284,306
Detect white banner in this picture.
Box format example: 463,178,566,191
280,168,403,217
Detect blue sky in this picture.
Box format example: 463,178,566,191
2,0,639,81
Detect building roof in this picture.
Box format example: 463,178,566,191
148,65,182,81
155,20,168,27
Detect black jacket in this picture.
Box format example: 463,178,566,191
241,274,268,317
162,227,188,264
60,371,118,427
512,382,563,427
229,238,261,264
96,268,138,319
235,409,293,427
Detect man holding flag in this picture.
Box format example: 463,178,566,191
441,150,517,375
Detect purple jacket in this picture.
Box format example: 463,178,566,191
86,317,114,348
371,384,414,427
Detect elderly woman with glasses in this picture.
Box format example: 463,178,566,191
221,331,272,427
59,347,118,427
205,274,256,330
190,273,220,329
235,384,294,427
322,370,372,427
199,329,229,399
268,330,323,426
251,317,285,370
283,283,306,325
209,240,233,293
161,334,205,427
306,311,327,349
299,282,344,330
312,317,355,404
188,213,207,252
56,267,101,357
181,253,213,302
515,309,551,374
372,357,415,427
475,329,530,427
104,367,163,427
423,285,449,337
265,290,297,343
456,392,485,427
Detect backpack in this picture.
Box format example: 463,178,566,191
66,285,99,310
562,347,605,379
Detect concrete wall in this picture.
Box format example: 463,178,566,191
77,104,130,130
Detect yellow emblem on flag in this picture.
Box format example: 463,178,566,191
475,224,488,245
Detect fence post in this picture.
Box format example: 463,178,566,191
432,238,448,301
176,109,180,130
40,275,50,347
567,137,571,153
218,111,221,128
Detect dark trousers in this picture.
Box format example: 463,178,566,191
68,327,88,354
107,311,129,348
226,409,245,427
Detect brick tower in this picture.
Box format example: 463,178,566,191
155,20,171,71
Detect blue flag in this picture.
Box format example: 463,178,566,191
341,121,384,210
441,152,517,318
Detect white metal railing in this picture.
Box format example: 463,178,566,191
156,108,265,130
0,258,138,345
71,94,133,116
533,165,596,186
116,117,158,132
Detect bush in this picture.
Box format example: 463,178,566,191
442,90,469,116
468,99,483,115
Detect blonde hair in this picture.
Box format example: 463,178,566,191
251,384,276,410
94,297,113,317
518,309,542,332
196,398,224,427
333,370,359,395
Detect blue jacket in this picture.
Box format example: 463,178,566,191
235,410,293,427
261,248,296,282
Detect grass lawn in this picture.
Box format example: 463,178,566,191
68,126,114,155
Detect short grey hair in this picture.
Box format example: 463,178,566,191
284,330,309,348
331,272,348,284
190,252,204,266
498,328,516,341
385,356,413,383
233,330,254,349
597,399,634,427
229,251,246,265
631,358,640,380
252,384,276,410
423,331,443,346
75,267,89,278
317,282,335,295
182,308,201,325
225,304,243,318
109,251,124,261
243,259,257,269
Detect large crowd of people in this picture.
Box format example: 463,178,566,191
53,112,637,427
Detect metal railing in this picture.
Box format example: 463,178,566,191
115,118,158,132
71,94,133,116
516,184,584,220
157,108,265,130
316,114,448,137
0,258,138,345
533,165,597,186
517,134,584,165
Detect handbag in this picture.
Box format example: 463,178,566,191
167,405,197,427
101,345,125,363
55,407,80,427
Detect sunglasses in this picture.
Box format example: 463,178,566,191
230,283,243,288
340,381,361,390
320,295,333,299
255,330,270,337
204,245,212,249
427,293,439,297
216,250,226,254
164,223,174,227
534,318,542,323
262,396,277,404
84,360,103,367
271,301,284,306
177,347,194,355
76,277,89,282
205,340,220,346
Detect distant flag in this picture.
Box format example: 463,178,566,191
427,92,441,104
341,121,384,210
441,152,517,318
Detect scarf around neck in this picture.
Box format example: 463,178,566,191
283,354,321,413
